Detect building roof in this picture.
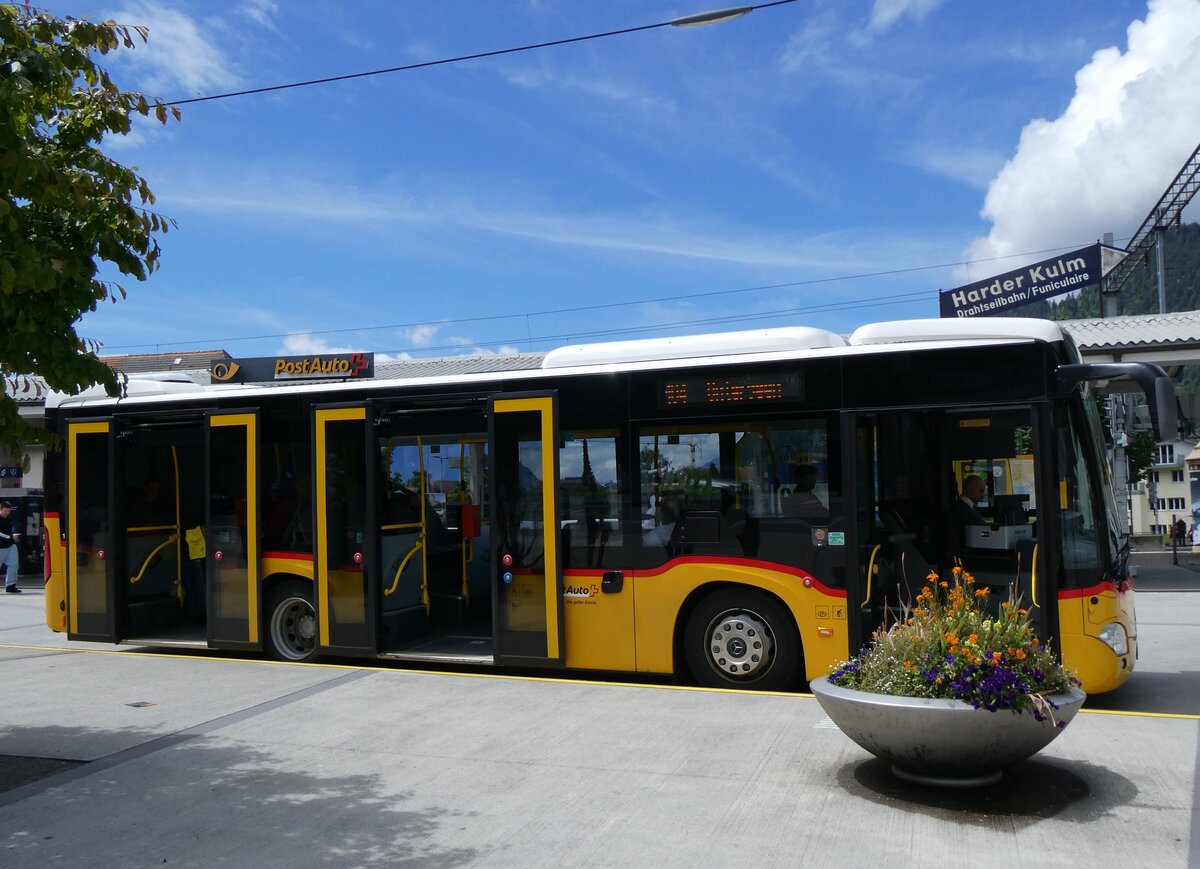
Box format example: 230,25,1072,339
1061,311,1200,366
100,349,231,374
373,353,546,380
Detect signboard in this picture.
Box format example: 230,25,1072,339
0,467,22,479
939,243,1116,318
211,352,374,384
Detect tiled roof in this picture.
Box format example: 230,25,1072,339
101,349,231,374
1060,311,1200,351
373,353,547,380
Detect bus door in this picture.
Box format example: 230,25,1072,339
66,419,119,642
843,411,946,650
314,405,380,657
206,411,262,651
844,406,1050,653
489,393,565,667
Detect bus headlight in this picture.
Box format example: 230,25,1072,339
1098,623,1128,656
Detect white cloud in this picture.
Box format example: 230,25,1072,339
108,2,239,95
400,325,440,349
898,144,1008,190
278,333,362,356
968,0,1200,266
238,0,278,31
867,0,951,33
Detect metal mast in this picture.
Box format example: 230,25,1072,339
1101,142,1200,314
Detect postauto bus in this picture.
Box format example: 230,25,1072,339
42,318,1175,693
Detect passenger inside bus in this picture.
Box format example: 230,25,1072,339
948,474,988,556
781,463,828,522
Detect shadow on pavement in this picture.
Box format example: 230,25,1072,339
0,724,479,868
839,756,1137,829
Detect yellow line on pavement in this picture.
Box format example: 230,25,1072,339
2,642,1198,717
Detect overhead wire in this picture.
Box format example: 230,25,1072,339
101,239,1116,355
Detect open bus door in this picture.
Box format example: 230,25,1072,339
489,393,565,668
66,419,120,642
844,406,1052,655
314,405,380,657
205,411,262,651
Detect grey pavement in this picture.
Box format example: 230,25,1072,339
0,586,1196,868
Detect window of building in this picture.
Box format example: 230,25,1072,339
1172,469,1185,483
1157,444,1176,465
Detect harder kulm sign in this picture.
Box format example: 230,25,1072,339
211,352,374,383
939,243,1121,318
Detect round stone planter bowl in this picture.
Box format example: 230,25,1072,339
810,675,1087,788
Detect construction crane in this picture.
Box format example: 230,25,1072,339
1102,142,1200,314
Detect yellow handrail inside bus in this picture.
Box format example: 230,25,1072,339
862,544,881,609
1030,543,1040,608
171,445,182,604
384,538,424,597
417,436,430,612
129,534,180,585
459,439,470,606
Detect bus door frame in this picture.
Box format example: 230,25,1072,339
313,403,381,658
205,409,263,652
66,417,122,643
488,391,565,668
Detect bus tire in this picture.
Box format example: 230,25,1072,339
265,581,318,663
685,588,801,691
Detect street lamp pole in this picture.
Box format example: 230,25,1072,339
169,2,797,107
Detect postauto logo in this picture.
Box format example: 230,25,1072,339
274,353,371,379
562,583,599,599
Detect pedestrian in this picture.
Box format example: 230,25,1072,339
0,500,22,594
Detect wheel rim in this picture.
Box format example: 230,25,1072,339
270,595,316,661
703,608,775,680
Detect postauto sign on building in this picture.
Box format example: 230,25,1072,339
939,243,1108,318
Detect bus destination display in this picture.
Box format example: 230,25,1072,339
661,373,802,408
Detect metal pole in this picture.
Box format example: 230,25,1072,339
1156,212,1167,314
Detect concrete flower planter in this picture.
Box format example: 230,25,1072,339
810,675,1086,787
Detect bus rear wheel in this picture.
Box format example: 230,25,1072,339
685,589,800,691
266,582,318,663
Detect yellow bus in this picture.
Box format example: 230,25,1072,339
42,318,1175,693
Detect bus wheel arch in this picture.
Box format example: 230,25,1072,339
679,584,803,691
263,575,318,663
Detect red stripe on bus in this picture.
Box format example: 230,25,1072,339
1058,581,1121,600
261,551,314,562
635,556,847,598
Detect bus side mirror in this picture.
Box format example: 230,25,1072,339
1057,362,1178,441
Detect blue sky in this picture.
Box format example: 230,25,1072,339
39,0,1200,359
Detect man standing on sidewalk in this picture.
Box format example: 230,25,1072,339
0,500,22,593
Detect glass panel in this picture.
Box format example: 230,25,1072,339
122,427,195,636
1056,404,1105,588
946,408,1040,589
71,429,111,638
493,408,549,658
322,416,371,651
209,422,252,643
559,434,623,570
262,409,311,553
636,419,844,584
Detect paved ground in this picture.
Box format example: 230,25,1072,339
0,584,1196,868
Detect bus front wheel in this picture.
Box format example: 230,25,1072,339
685,589,800,691
266,582,318,663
